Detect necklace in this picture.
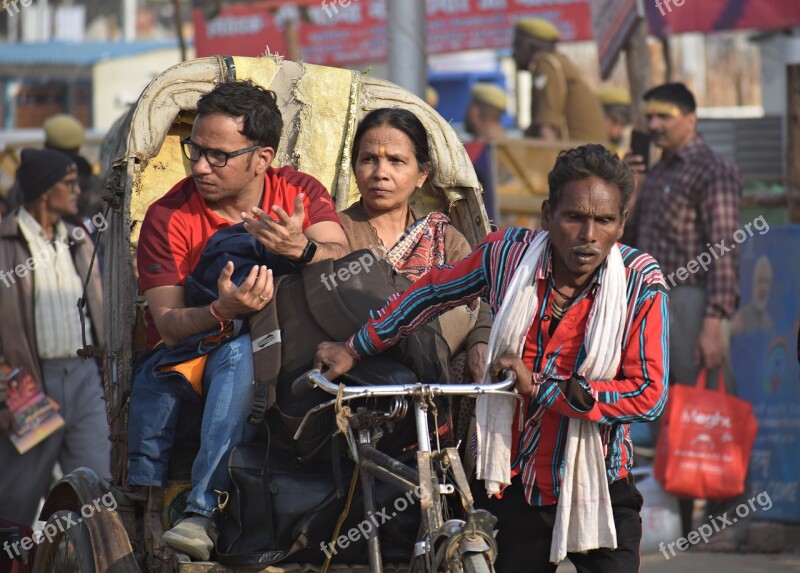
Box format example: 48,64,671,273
548,275,578,303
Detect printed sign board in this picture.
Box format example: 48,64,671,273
194,0,593,64
730,225,800,522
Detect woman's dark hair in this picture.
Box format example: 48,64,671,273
351,108,434,179
547,144,634,215
196,80,283,150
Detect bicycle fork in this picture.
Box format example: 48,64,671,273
359,428,384,573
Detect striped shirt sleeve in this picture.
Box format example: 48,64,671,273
347,240,493,359
533,289,669,425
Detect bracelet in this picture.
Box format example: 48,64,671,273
209,300,233,331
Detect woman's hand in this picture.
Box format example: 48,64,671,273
489,351,535,396
314,342,358,381
466,342,488,382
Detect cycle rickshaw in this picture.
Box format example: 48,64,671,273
32,54,505,573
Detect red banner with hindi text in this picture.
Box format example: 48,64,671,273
194,0,593,64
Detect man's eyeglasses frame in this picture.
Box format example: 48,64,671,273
180,137,263,168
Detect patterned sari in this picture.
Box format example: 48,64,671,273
385,212,450,282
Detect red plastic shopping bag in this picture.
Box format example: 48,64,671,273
654,370,758,499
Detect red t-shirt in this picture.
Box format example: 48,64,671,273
137,166,340,346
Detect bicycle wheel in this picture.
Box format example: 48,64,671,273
32,510,95,573
460,551,493,573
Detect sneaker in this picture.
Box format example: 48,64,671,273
162,514,213,561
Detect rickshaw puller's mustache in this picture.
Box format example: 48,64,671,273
571,245,602,255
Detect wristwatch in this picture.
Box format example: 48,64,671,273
297,237,318,264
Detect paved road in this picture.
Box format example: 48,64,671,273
555,551,800,572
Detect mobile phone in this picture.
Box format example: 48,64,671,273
630,130,651,171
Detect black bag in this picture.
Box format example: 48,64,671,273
217,251,452,565
214,432,420,566
214,437,354,566
248,249,451,453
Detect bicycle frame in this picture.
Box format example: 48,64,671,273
300,370,518,572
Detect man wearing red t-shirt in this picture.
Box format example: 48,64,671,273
129,80,348,561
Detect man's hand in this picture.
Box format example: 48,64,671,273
214,261,274,318
538,124,560,142
314,342,358,381
695,316,725,370
242,194,307,260
623,153,647,174
466,342,488,382
489,351,535,396
622,153,646,210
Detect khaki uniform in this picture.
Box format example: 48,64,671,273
525,51,607,144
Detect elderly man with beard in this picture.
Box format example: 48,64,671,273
315,144,668,572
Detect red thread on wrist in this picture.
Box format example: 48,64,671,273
210,300,233,326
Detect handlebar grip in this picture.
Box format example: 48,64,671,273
498,368,517,383
291,372,316,397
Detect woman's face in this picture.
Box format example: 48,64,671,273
354,125,429,214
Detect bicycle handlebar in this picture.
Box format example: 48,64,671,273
299,368,517,399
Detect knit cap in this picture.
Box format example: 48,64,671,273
16,148,77,203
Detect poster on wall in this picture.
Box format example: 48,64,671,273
730,225,800,522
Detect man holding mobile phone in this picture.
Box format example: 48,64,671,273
624,83,744,550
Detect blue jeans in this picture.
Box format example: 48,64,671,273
128,333,258,518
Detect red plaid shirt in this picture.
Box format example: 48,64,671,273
628,136,741,318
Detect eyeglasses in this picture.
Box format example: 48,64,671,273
180,137,263,168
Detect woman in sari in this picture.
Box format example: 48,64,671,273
338,108,491,383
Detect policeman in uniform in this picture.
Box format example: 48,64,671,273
513,18,607,144
465,83,509,142
599,87,633,157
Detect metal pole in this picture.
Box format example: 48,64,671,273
387,0,427,99
40,0,49,41
172,0,187,62
123,0,136,41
